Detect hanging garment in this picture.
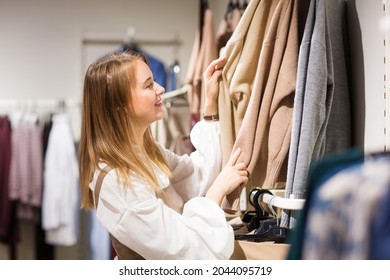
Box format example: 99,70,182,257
165,96,193,155
150,105,171,149
221,0,299,213
218,0,278,177
42,113,79,246
0,116,19,259
140,49,167,90
186,29,200,115
0,116,12,238
89,211,111,260
35,118,54,260
228,4,243,32
167,60,180,92
216,3,242,56
8,113,43,222
216,17,231,55
186,8,218,120
151,91,193,155
281,0,352,229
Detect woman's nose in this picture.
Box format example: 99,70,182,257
155,82,165,95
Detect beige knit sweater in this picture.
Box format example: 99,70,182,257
219,0,279,171
220,0,299,213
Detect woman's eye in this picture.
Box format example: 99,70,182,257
147,83,154,89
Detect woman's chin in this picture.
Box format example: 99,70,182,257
155,112,164,121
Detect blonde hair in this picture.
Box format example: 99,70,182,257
79,50,171,210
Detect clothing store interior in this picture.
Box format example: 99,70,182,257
1,0,390,260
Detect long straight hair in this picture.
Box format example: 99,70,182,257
79,50,171,210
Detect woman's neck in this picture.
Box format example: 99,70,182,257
133,125,147,146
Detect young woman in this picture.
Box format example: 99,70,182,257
79,50,248,260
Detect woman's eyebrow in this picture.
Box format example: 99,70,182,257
142,76,153,86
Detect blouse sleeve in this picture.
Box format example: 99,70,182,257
160,120,222,201
93,169,234,260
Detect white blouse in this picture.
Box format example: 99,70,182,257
42,113,79,246
90,120,234,260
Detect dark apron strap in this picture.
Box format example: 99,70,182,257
94,165,114,209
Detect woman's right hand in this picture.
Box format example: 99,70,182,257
206,148,248,206
202,56,226,118
203,56,226,103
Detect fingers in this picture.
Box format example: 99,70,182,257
239,167,249,182
237,172,249,190
211,56,226,69
213,56,226,70
237,164,249,186
235,162,246,170
212,69,223,80
239,169,248,176
205,56,226,77
238,175,248,187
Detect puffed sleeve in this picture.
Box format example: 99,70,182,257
93,169,234,260
161,120,222,201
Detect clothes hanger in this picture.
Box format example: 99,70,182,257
259,195,289,242
238,188,274,233
235,188,290,243
161,84,190,101
235,218,289,243
240,188,264,225
164,96,189,108
250,188,273,220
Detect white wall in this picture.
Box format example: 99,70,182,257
348,0,388,153
0,0,197,101
0,0,229,102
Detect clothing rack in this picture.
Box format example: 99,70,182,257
82,28,181,46
249,188,305,211
162,84,190,100
260,193,305,211
0,98,80,113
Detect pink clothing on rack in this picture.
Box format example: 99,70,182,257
8,117,43,222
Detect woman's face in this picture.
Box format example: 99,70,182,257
131,59,164,128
